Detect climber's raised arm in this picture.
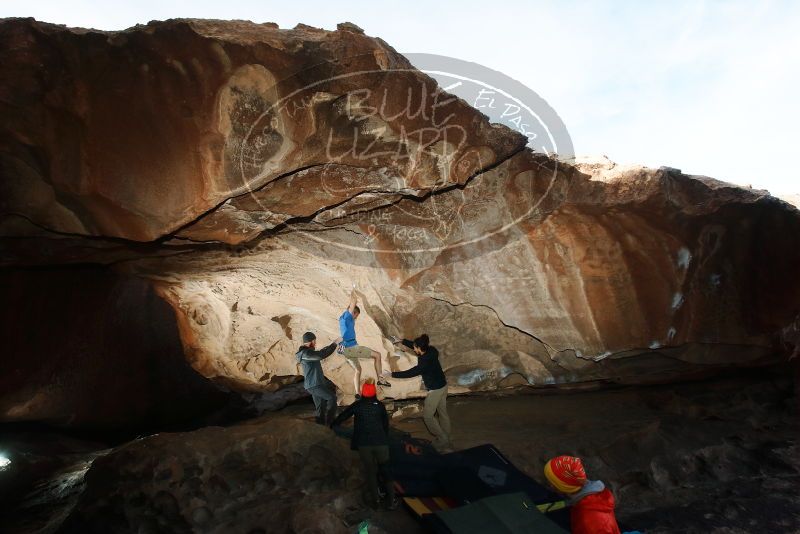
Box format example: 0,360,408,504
348,287,358,315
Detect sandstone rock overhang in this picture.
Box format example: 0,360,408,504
0,17,525,243
1,18,799,427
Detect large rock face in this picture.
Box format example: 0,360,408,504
0,18,522,242
1,18,799,421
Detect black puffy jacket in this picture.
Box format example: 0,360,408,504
331,396,389,450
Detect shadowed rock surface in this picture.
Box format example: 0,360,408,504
0,266,230,430
58,415,421,534
2,369,795,533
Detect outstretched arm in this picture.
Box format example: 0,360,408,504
392,353,434,379
348,288,358,314
391,364,422,379
331,401,356,428
300,342,338,362
390,336,414,353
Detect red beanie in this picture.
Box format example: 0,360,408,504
361,381,377,398
544,455,587,494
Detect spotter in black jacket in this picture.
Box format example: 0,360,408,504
331,396,389,450
391,339,447,390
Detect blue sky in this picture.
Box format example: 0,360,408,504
3,0,798,194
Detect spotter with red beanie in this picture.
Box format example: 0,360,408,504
331,379,398,510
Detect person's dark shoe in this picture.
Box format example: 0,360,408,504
386,497,400,511
355,394,361,400
377,378,391,387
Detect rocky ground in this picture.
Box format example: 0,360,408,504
1,366,797,533
390,366,800,533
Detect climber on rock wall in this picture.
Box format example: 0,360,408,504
387,333,453,452
296,331,342,426
544,455,622,534
331,378,399,510
338,286,391,398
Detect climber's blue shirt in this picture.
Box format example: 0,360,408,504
339,309,357,347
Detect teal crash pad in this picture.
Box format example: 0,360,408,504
434,492,568,534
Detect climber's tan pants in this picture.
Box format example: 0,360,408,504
342,345,383,394
342,345,375,361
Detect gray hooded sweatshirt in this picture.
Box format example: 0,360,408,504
295,342,338,390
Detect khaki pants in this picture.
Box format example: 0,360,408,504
342,345,374,362
424,385,451,448
342,345,383,395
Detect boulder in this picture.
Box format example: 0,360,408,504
61,416,369,534
1,18,799,417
